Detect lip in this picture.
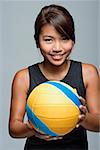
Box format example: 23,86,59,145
50,54,63,60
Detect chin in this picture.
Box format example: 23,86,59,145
49,60,66,66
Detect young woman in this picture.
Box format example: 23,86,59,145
9,4,100,150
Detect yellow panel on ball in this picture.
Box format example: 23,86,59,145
26,81,81,136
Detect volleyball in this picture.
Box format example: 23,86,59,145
26,81,81,136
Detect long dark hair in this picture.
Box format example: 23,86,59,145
34,4,75,47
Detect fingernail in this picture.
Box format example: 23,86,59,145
79,105,82,108
76,124,79,128
58,137,63,139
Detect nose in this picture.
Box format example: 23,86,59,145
52,41,62,53
52,49,62,53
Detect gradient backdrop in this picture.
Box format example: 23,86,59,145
0,0,100,150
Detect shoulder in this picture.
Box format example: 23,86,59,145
82,63,99,77
82,63,99,87
13,68,29,81
12,68,29,92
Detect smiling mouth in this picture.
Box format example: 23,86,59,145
50,54,63,60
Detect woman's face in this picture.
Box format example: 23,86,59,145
38,24,74,66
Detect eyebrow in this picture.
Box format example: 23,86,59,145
42,35,54,38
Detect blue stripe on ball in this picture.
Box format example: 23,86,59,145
46,81,81,108
26,104,58,136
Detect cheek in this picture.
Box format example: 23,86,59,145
64,41,73,51
39,43,53,53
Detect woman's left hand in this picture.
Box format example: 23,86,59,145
76,96,88,128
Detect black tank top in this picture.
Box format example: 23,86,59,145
24,60,88,150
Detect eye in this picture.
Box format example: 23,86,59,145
44,38,53,43
44,39,52,41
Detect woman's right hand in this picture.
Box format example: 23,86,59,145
26,121,63,141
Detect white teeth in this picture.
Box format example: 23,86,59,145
51,55,62,59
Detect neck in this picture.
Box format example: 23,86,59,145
43,60,69,73
39,60,70,81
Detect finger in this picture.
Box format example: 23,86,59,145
37,130,45,135
34,128,46,135
79,105,87,114
25,121,33,130
76,114,86,128
45,136,63,141
57,136,63,140
35,133,48,139
79,96,86,106
45,137,57,141
79,114,86,121
52,136,63,140
76,124,80,128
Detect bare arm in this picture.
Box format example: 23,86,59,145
9,68,35,138
80,64,100,131
9,68,63,140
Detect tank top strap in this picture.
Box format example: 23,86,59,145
27,63,47,96
63,60,86,98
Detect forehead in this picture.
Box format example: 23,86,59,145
40,24,60,37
